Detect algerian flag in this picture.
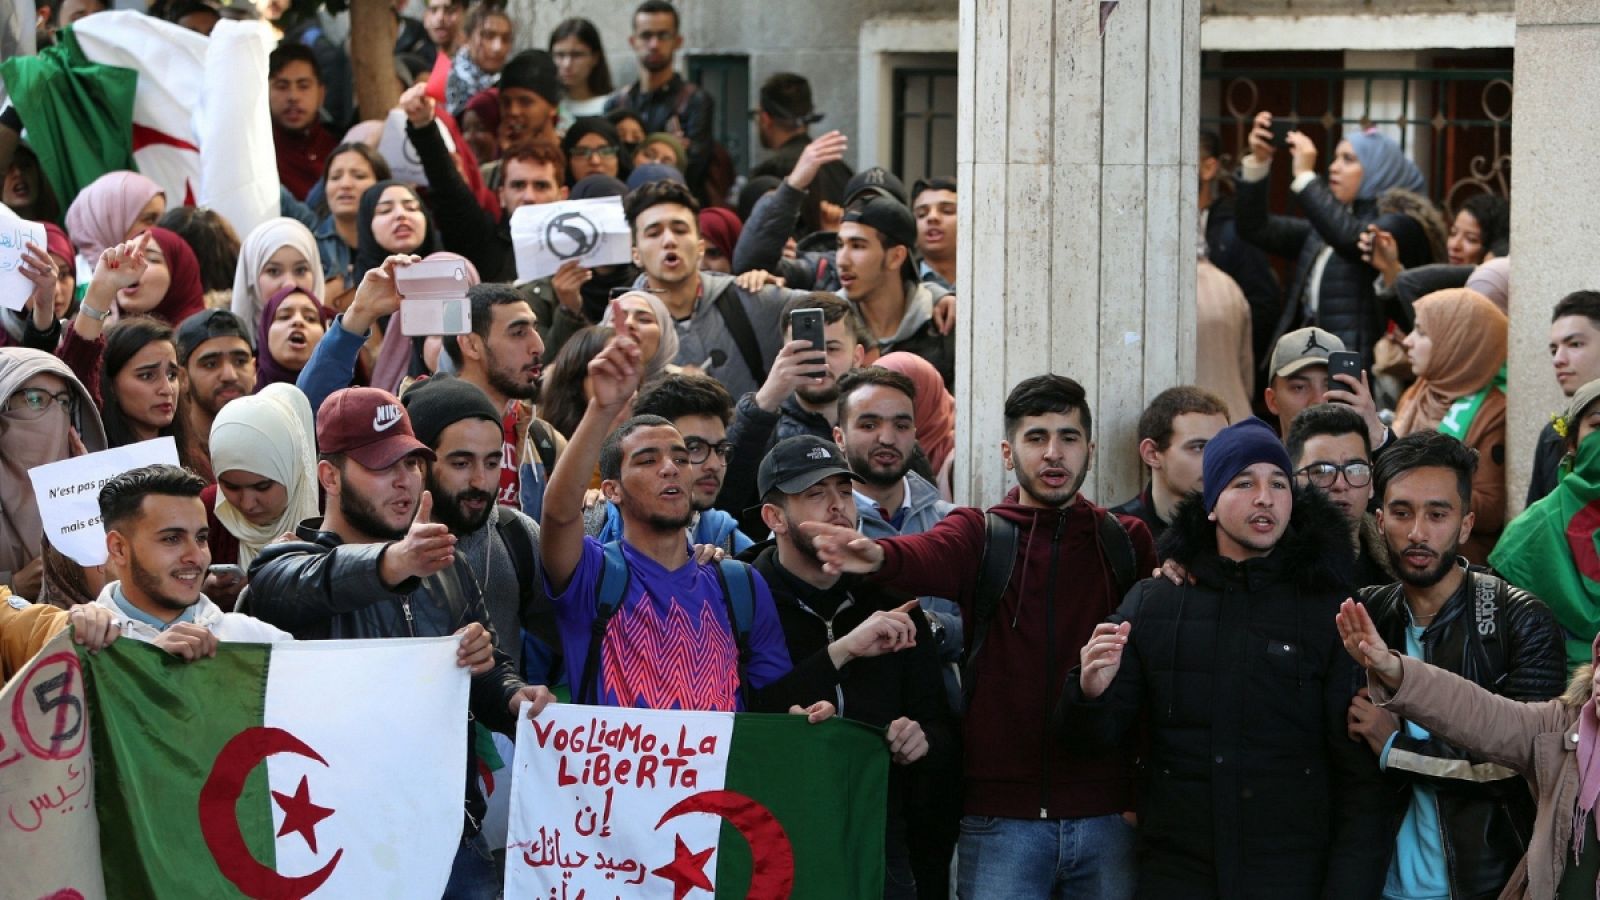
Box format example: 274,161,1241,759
82,637,469,898
505,704,889,898
0,11,278,235
1491,433,1600,672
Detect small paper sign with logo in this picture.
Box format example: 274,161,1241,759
376,108,456,188
510,196,632,283
27,437,179,566
0,217,48,312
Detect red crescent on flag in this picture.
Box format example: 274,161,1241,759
655,789,795,899
130,124,200,154
1567,500,1600,582
198,726,344,900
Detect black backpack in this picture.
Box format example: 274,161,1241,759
959,510,1137,711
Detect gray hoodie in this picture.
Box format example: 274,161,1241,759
634,270,809,400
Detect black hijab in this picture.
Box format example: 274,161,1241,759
353,180,443,283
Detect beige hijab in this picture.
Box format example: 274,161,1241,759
1393,288,1508,437
0,350,108,581
209,383,320,569
230,218,327,344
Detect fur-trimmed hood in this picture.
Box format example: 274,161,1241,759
1158,485,1358,593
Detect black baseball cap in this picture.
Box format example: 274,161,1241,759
175,309,252,365
843,167,907,207
843,196,916,249
757,436,863,497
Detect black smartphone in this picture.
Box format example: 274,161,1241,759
1269,118,1295,149
1327,350,1362,390
789,308,827,377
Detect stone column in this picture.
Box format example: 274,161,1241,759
1506,2,1600,512
953,0,1202,507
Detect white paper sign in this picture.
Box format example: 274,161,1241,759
0,218,48,312
27,437,180,566
511,196,632,283
504,704,734,899
377,108,456,188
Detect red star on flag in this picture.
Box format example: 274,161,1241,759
651,834,714,900
271,775,335,854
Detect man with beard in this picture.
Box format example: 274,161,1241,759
833,366,964,900
607,373,753,552
1352,431,1564,900
719,295,863,527
175,310,255,483
801,375,1157,898
744,435,952,898
604,1,715,202
249,386,551,897
404,375,547,678
540,317,854,715
445,283,567,522
723,293,866,468
1057,416,1388,900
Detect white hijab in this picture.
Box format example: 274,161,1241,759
210,382,320,569
230,217,326,343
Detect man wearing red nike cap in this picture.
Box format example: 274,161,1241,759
248,386,552,898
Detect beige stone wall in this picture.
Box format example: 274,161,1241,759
1506,1,1600,512
953,0,1200,508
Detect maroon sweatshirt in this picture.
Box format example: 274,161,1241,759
873,489,1156,820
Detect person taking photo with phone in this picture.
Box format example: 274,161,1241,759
1236,110,1441,373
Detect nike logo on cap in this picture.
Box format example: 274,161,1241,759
373,404,403,432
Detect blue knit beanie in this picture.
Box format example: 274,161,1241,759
1201,417,1294,512
1344,128,1425,199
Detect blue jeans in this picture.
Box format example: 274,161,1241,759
443,830,500,900
956,814,1136,900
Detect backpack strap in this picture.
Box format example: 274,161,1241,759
496,512,558,648
1097,510,1138,601
960,512,1018,712
528,417,559,474
713,558,756,710
578,542,632,705
713,288,770,386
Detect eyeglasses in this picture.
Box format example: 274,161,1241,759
569,146,619,161
684,438,734,465
1297,461,1372,489
5,387,76,416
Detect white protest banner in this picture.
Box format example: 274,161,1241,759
0,217,48,312
503,704,889,899
511,196,631,283
28,437,180,566
0,629,106,900
377,108,455,188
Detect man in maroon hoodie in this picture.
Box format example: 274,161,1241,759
805,374,1156,899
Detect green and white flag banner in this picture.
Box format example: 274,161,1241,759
504,703,890,899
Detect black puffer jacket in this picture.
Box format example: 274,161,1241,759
247,519,524,834
1056,488,1388,900
1237,173,1432,370
1361,567,1565,900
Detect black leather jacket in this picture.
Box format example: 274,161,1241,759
1361,566,1566,900
246,519,525,834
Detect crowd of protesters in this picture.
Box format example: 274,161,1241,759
6,1,1600,898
